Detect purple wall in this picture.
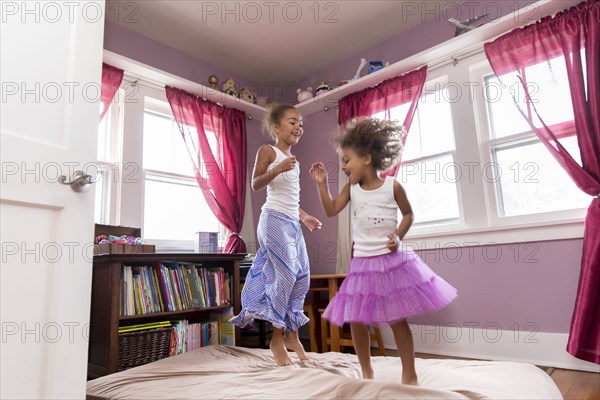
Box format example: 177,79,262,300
105,1,583,336
246,118,264,239
411,239,583,333
297,106,584,334
297,110,342,269
104,20,270,98
295,0,537,94
246,111,340,263
289,0,582,336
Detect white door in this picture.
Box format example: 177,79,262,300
1,1,105,398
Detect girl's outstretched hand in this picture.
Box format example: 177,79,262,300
309,162,327,184
302,215,323,231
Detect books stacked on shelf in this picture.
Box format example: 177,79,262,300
117,320,171,334
120,263,231,316
168,319,220,356
118,318,227,358
210,307,235,346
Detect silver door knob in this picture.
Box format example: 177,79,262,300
59,170,94,192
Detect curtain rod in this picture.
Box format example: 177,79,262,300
122,73,164,92
427,44,484,71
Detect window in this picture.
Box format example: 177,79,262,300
371,51,586,246
142,99,221,250
492,137,587,216
95,90,123,225
94,83,225,252
374,79,460,227
477,54,588,220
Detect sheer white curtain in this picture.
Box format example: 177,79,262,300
336,167,352,274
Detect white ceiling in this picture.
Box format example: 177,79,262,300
106,0,457,83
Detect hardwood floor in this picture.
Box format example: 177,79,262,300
550,368,600,400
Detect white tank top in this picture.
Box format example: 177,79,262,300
261,145,300,219
351,177,398,257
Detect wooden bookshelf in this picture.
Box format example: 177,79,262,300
87,253,245,379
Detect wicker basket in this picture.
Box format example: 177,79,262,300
117,327,172,371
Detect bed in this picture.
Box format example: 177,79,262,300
86,346,562,399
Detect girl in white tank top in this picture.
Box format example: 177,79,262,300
310,118,457,384
230,104,322,367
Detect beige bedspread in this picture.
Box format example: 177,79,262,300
86,346,562,399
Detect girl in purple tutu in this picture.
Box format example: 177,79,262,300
309,118,457,384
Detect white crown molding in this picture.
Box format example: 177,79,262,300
103,50,267,121
104,0,580,121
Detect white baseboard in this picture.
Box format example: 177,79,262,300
376,324,599,373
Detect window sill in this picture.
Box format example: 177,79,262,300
148,239,226,254
404,217,584,249
146,239,195,254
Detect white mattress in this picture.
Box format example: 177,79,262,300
87,345,562,399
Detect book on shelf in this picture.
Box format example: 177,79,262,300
119,263,232,317
210,307,235,346
164,319,222,356
118,320,171,334
182,264,202,308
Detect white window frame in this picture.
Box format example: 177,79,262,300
471,57,587,223
142,170,208,251
141,92,225,252
399,51,585,248
386,74,463,230
94,78,227,252
95,90,124,225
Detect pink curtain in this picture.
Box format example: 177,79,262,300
166,86,247,254
100,63,124,121
338,66,428,177
484,1,599,364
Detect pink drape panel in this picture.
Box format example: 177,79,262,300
484,1,599,364
166,86,247,254
338,66,428,177
100,63,124,121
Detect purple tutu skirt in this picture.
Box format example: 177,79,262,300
322,248,457,327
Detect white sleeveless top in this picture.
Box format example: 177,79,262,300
351,177,398,257
261,145,300,219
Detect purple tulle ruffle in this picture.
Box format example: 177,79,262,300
323,248,457,327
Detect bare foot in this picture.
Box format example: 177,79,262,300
361,366,374,380
270,329,292,366
283,331,310,361
401,375,419,386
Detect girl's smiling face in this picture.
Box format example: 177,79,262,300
340,146,371,184
273,109,303,146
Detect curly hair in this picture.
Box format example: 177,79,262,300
336,118,405,172
262,103,297,141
